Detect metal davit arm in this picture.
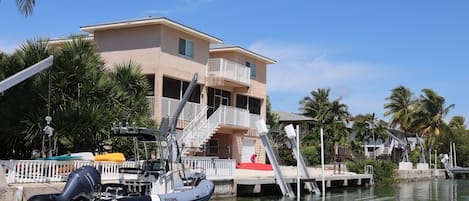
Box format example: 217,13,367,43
385,130,409,162
0,56,53,93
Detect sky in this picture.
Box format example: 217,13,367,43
1,0,469,123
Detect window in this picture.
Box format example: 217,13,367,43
178,38,193,58
236,94,261,114
236,95,248,109
207,87,231,108
208,139,218,154
163,76,200,103
248,97,261,114
246,61,256,79
182,81,201,103
207,87,231,117
162,77,180,99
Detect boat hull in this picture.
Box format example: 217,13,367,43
27,166,215,201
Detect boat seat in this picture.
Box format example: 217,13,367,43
101,183,128,198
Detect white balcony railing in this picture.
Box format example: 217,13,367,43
207,58,250,86
249,113,261,130
0,158,236,184
210,105,250,128
161,97,202,122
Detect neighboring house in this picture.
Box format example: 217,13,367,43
350,128,424,161
274,111,317,134
50,17,276,163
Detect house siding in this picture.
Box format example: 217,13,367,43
87,18,270,164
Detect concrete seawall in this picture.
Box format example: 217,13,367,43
396,169,446,181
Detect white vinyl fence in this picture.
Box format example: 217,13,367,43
0,157,235,184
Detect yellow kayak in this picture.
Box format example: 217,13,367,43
94,153,126,162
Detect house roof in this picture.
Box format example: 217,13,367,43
80,17,223,44
48,35,94,45
274,111,317,122
210,43,276,64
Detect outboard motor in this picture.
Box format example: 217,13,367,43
28,166,101,201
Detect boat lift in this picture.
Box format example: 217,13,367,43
385,130,409,162
285,124,321,195
256,120,295,198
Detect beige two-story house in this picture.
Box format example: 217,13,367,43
76,17,275,163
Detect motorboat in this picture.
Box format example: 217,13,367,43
28,73,215,201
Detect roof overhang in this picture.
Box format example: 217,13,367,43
80,17,223,44
210,46,276,64
48,35,94,45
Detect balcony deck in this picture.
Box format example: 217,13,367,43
206,58,250,88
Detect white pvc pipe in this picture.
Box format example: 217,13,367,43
453,143,457,167
296,125,300,201
320,127,325,196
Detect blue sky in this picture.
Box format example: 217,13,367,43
2,1,469,123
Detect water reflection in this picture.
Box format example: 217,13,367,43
221,179,469,201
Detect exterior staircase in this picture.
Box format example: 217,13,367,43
178,105,250,156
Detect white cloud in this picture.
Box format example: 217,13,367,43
248,41,385,95
250,41,395,117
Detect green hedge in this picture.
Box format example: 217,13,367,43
346,159,396,185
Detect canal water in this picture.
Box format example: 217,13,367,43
215,179,469,201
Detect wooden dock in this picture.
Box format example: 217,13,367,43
234,166,373,195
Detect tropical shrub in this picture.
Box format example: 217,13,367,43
346,159,396,185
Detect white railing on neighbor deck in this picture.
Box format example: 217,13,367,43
0,158,235,184
161,97,202,121
207,58,250,86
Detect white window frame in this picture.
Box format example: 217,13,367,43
246,61,256,79
178,38,194,58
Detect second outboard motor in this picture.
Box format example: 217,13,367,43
28,166,101,201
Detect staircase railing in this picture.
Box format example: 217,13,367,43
180,106,209,148
179,105,250,155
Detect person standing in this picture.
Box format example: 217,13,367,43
250,154,257,163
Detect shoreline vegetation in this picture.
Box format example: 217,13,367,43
1,33,468,185
268,85,469,180
346,159,396,185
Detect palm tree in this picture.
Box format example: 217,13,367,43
384,86,415,162
0,36,154,158
299,88,330,118
412,88,454,163
449,116,466,130
109,60,151,123
384,86,414,136
299,88,350,162
16,0,36,16
0,38,51,158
